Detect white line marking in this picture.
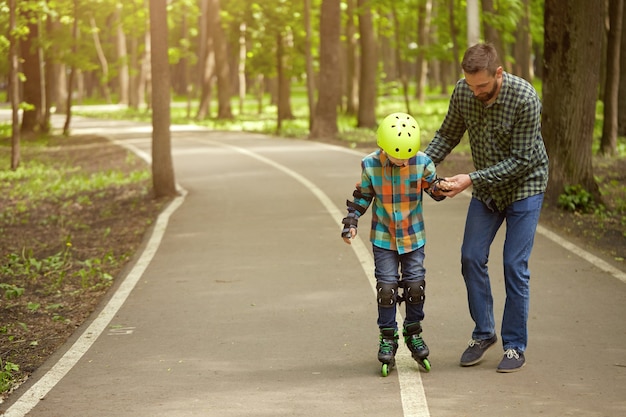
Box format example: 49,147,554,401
536,225,626,283
454,190,626,284
4,143,187,417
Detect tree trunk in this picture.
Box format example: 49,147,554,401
276,28,292,123
415,0,432,104
482,0,510,72
618,7,626,136
310,0,341,139
513,0,533,81
600,0,623,156
20,15,43,135
9,0,20,170
89,16,112,103
344,0,358,115
304,0,316,127
466,0,480,46
238,22,247,116
542,0,604,205
390,4,411,115
115,7,130,105
149,0,177,198
207,0,232,119
447,0,461,76
63,0,80,136
357,0,377,128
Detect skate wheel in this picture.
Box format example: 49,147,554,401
381,363,390,377
421,359,431,372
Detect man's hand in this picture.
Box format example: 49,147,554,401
437,174,472,198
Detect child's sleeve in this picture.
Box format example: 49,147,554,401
422,158,446,202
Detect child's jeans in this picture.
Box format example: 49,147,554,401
373,245,426,330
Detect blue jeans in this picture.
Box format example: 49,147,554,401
461,194,543,352
373,245,426,330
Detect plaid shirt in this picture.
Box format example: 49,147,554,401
347,150,439,254
425,72,549,211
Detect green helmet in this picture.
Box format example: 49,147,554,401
376,112,421,159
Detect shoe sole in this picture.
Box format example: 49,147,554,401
459,339,497,367
496,362,525,373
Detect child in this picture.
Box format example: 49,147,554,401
341,112,445,375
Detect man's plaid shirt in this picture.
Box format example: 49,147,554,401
425,72,549,211
347,150,439,255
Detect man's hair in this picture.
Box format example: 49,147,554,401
461,43,500,75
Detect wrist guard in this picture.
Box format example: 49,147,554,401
341,212,358,238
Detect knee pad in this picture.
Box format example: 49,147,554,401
403,279,426,305
376,282,398,308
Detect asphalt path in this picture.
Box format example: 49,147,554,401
2,114,626,417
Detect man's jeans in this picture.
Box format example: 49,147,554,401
373,245,426,330
461,194,543,352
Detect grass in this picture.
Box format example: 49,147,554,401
70,87,470,153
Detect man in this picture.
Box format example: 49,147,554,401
425,43,549,373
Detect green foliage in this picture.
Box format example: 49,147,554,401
0,358,20,393
558,185,595,213
0,283,24,300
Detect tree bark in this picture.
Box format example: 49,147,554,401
207,0,233,119
20,14,43,134
310,0,341,139
149,0,177,198
115,6,130,105
238,22,247,116
466,0,480,46
600,0,623,156
482,0,510,72
357,0,377,128
513,0,532,81
344,0,358,115
9,0,20,169
276,29,294,124
63,0,80,136
89,16,112,103
619,6,626,136
415,0,432,104
542,0,604,205
304,0,316,127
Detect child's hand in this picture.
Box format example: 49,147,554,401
342,227,357,244
341,212,358,243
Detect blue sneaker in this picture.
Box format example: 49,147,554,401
497,349,525,373
460,335,497,366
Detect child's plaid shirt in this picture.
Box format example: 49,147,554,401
347,149,440,255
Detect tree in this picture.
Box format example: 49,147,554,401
600,0,624,156
304,0,316,128
542,0,605,205
415,0,432,104
619,7,626,136
310,0,341,139
20,5,45,135
149,0,177,198
466,0,480,46
207,0,232,119
513,0,533,81
9,0,20,170
344,0,358,115
357,0,377,128
63,0,80,136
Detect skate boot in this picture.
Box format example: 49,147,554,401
378,328,399,377
403,322,431,372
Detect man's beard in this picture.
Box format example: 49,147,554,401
476,80,498,103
